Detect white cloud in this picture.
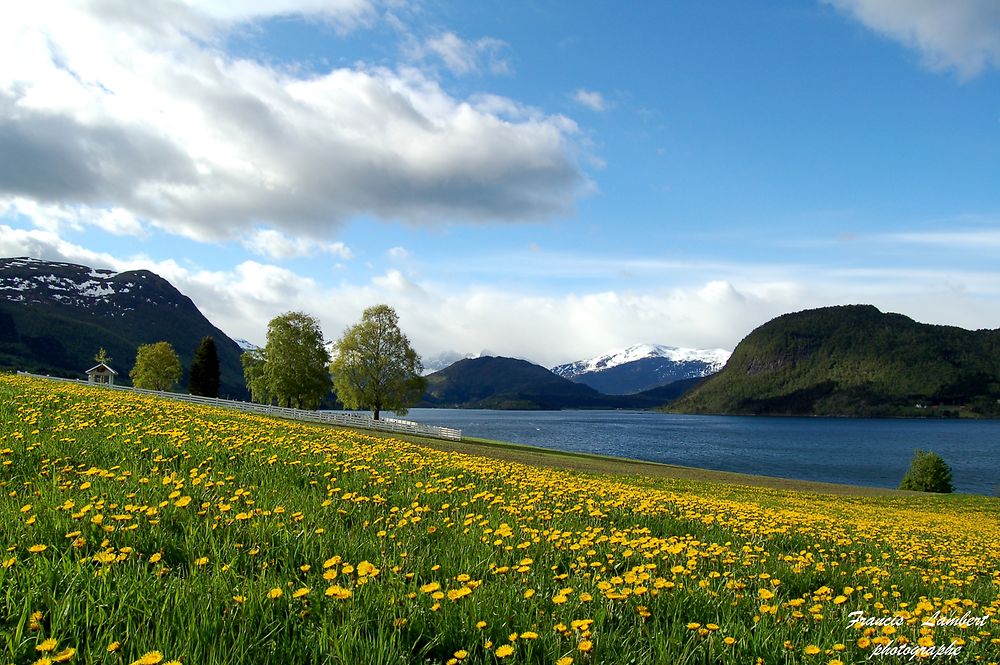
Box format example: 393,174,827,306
179,0,378,30
0,3,585,247
387,246,411,258
824,0,1000,77
415,32,512,76
572,89,609,112
242,228,353,259
0,198,147,237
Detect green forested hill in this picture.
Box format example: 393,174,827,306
0,257,248,398
670,305,1000,417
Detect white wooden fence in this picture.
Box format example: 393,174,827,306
15,372,462,441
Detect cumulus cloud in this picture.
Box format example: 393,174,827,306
0,2,585,247
824,0,1000,77
572,89,609,112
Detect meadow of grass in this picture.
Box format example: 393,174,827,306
0,374,998,665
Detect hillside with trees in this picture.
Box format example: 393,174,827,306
670,305,1000,417
0,258,247,397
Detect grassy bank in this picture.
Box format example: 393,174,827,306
1,374,997,664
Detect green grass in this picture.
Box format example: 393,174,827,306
1,375,998,665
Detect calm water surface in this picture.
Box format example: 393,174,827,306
394,409,999,495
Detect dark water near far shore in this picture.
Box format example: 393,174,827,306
393,409,999,495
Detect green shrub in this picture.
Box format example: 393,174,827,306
899,450,954,493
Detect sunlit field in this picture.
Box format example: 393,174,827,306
1,374,998,665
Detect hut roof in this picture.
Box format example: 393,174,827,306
85,362,118,375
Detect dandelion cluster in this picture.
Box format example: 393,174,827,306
0,375,997,664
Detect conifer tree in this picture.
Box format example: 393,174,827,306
189,336,220,397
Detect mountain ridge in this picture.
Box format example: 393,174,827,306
0,257,248,398
670,304,1000,417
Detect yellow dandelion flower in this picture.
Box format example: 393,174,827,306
686,622,701,630
357,560,379,577
724,637,736,646
107,641,121,652
494,644,514,658
420,582,441,593
267,588,284,599
292,587,310,599
36,638,58,652
556,658,573,665
173,496,191,508
149,553,162,564
804,645,821,655
28,544,48,554
578,640,593,653
194,557,208,566
52,647,76,662
132,651,163,665
454,650,468,660
324,585,352,600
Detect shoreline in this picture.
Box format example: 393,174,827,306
347,424,915,498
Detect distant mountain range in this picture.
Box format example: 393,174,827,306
418,356,698,410
670,305,1000,417
0,257,248,398
552,343,730,394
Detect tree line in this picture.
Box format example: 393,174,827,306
242,304,424,419
108,304,423,420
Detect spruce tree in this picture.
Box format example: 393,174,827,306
189,336,221,397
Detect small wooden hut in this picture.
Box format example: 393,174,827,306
85,362,118,385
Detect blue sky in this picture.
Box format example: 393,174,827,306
2,1,1000,366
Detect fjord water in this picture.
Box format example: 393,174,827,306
400,409,1000,494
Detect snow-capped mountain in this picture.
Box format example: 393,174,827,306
0,256,173,312
420,350,496,375
551,344,731,395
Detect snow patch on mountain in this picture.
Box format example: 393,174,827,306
553,344,731,378
234,338,260,351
